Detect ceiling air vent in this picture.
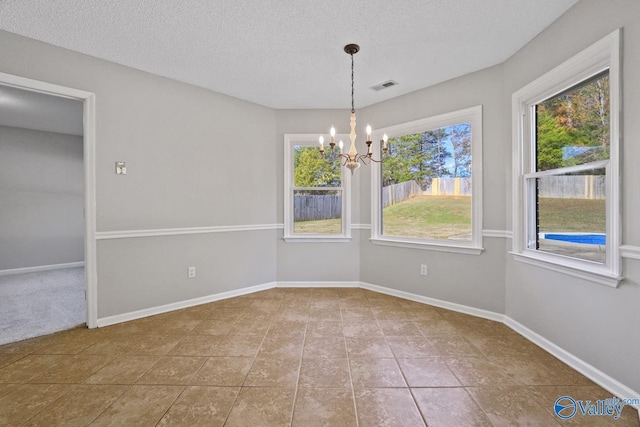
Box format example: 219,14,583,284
371,80,398,91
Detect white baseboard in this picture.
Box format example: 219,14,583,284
96,282,277,327
0,261,85,276
359,281,504,322
504,317,640,412
277,281,359,288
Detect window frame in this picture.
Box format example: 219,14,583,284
370,105,484,255
283,133,351,242
511,29,621,287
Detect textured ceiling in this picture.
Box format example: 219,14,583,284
0,0,578,110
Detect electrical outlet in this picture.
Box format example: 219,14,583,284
188,266,196,278
420,264,428,276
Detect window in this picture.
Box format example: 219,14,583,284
512,30,621,287
371,106,483,254
284,134,350,242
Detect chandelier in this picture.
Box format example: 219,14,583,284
319,44,388,174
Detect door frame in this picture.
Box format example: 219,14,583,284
0,72,98,328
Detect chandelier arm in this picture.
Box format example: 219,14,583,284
366,157,384,164
355,153,384,164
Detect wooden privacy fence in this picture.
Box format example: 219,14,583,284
294,194,341,221
295,180,421,222
382,180,421,208
294,176,603,222
537,175,605,199
426,177,472,196
420,176,603,199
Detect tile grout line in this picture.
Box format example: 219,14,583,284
374,299,428,427
224,296,282,426
86,385,130,426
341,302,360,427
288,294,312,426
462,384,503,427
152,384,188,427
14,382,74,426
83,351,139,425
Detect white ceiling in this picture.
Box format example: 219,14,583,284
0,0,578,112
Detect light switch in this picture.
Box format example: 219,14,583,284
115,161,127,175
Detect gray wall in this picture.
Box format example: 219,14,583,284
0,125,84,270
275,109,362,283
357,65,508,314
503,0,640,393
0,30,278,318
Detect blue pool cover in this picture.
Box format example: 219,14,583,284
544,234,606,245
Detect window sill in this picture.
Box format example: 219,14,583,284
370,237,483,255
283,236,352,243
510,251,622,288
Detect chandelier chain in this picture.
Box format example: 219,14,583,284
350,52,355,113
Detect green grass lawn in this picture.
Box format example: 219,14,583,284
383,195,472,240
538,197,605,233
294,218,342,234
293,195,606,238
294,195,472,239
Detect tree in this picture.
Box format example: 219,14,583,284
572,75,609,149
422,128,451,183
382,143,412,186
536,74,610,171
450,123,471,177
293,146,341,189
535,107,578,171
382,134,420,186
382,128,451,190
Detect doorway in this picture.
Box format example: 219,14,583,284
0,72,97,344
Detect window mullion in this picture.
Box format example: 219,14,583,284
524,160,610,179
293,186,343,192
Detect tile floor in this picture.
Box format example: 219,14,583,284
0,287,638,426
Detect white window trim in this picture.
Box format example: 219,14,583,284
370,105,484,255
511,29,621,288
283,134,351,242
